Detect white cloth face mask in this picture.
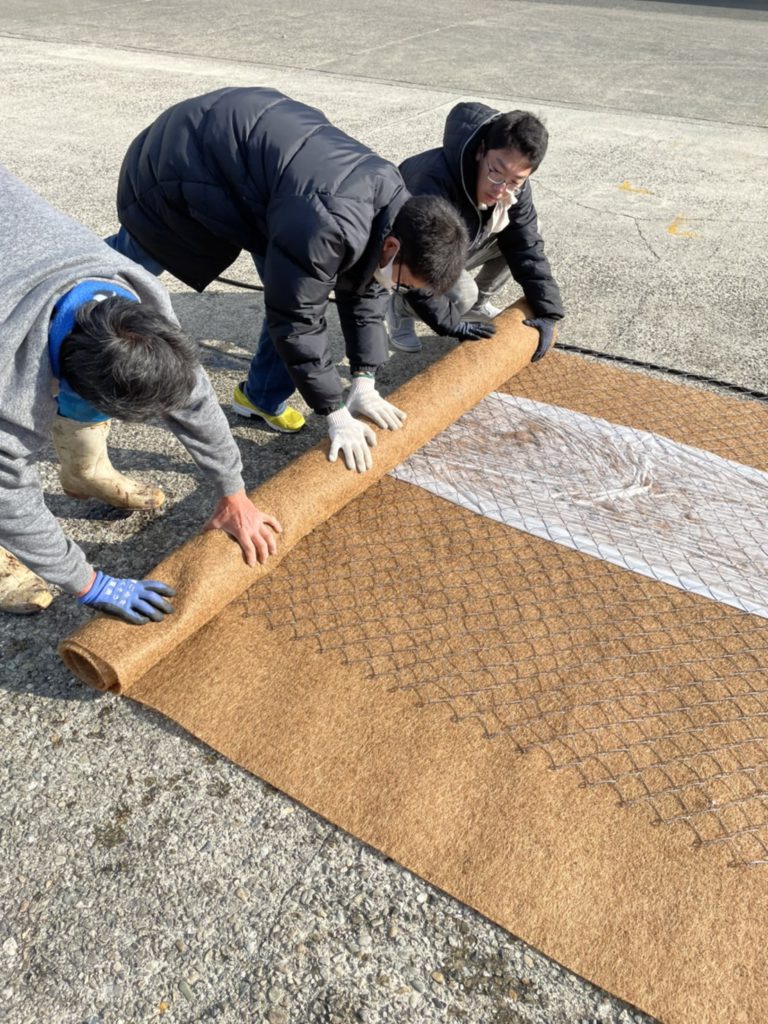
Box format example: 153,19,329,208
373,241,401,292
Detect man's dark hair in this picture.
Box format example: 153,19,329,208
484,111,549,170
60,297,199,421
393,196,468,294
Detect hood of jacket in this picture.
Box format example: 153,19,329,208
442,101,503,210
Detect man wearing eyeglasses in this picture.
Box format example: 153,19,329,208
387,104,565,357
108,87,468,474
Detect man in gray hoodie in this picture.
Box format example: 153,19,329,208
0,166,280,623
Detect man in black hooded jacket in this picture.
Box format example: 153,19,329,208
108,87,468,473
389,103,565,357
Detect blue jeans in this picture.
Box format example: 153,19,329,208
104,227,166,276
243,253,296,415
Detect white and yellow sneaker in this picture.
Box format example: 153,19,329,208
232,384,305,433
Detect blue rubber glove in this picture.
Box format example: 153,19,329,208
77,571,175,625
523,316,557,362
452,321,497,342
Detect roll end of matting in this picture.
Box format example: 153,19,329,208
57,638,119,692
58,302,541,692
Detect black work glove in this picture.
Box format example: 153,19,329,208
523,316,557,362
452,320,497,342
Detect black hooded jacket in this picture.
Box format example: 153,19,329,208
116,87,409,413
399,101,564,332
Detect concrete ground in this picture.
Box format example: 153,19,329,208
1,1,766,1021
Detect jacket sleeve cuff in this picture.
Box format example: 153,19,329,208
317,401,346,416
215,473,247,499
405,290,460,336
64,560,98,596
537,310,564,321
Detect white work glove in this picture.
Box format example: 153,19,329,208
345,376,407,431
327,406,377,473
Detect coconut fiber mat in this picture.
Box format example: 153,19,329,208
61,305,768,1023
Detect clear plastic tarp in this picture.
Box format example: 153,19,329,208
392,393,768,618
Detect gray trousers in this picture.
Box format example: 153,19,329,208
400,236,511,319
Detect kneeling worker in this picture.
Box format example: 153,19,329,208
389,104,565,356
0,166,281,623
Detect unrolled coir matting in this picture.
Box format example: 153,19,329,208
61,304,768,1024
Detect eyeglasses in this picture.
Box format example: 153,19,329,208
485,155,526,196
393,259,404,293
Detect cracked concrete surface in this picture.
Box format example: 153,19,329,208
1,1,766,1021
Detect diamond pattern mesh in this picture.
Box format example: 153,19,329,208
237,354,768,868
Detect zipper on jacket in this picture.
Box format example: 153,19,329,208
458,113,497,248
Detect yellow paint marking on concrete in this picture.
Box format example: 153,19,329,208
617,180,651,195
666,215,697,238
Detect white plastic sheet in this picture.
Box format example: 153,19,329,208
392,393,768,618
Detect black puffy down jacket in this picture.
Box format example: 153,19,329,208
399,101,564,332
117,87,409,412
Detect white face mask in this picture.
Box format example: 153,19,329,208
373,241,400,292
479,189,519,213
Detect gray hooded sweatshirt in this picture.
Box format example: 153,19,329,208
0,165,244,593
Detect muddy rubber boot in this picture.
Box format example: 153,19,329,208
0,546,53,615
52,416,164,511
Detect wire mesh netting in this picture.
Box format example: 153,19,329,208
236,353,768,868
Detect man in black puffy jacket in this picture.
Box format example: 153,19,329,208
108,87,468,473
390,104,565,358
